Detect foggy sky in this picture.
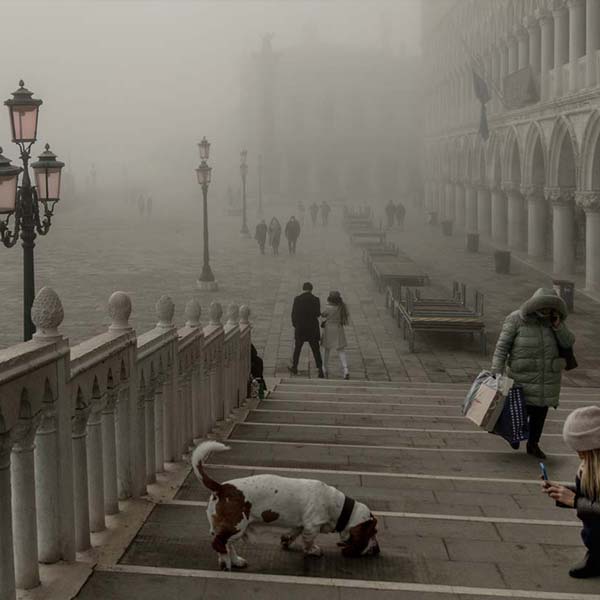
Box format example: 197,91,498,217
0,0,420,207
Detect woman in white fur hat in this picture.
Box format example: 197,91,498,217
543,406,600,578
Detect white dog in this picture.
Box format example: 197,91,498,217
192,441,380,570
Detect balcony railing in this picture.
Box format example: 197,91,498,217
0,287,252,599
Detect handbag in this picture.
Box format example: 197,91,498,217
552,330,578,371
492,385,529,446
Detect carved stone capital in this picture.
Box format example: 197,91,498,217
545,187,575,206
31,287,64,340
514,25,528,42
567,0,585,10
536,8,553,26
108,291,132,331
520,185,545,201
576,191,600,213
552,0,567,17
156,295,175,329
523,15,539,32
501,181,521,197
185,299,202,328
0,432,12,469
102,386,119,413
72,399,91,439
11,414,42,453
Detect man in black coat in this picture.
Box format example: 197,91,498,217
289,282,324,377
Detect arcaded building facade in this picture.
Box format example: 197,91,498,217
423,0,600,290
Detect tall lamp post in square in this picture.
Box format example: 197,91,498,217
196,136,217,291
240,149,250,237
0,81,65,340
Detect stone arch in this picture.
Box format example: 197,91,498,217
486,132,503,186
19,388,33,419
503,127,522,184
548,116,578,188
523,122,548,187
456,136,469,181
579,110,600,190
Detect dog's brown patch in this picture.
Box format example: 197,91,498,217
210,483,252,553
340,517,378,557
261,509,279,523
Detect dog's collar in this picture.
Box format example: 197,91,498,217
335,495,356,532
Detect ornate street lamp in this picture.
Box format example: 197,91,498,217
196,137,217,290
1,81,65,340
257,153,263,217
240,149,250,237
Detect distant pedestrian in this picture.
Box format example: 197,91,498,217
285,216,301,255
385,201,395,228
255,219,268,254
309,202,319,226
321,201,331,226
268,217,282,256
321,291,350,380
492,288,575,460
395,201,405,230
289,282,324,378
543,406,600,579
297,201,306,226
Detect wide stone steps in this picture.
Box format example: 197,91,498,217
89,379,600,599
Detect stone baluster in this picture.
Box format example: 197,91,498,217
101,382,119,516
136,378,147,492
33,399,60,564
522,185,548,258
503,183,527,251
568,0,586,91
11,414,41,589
553,1,569,97
72,396,91,552
577,192,600,289
476,185,492,237
203,353,213,434
185,300,203,438
209,302,224,421
546,187,576,276
145,372,157,485
537,8,555,101
227,303,240,412
239,305,251,405
0,432,16,600
155,296,176,463
154,371,165,473
491,185,508,246
465,184,478,233
108,292,134,501
454,183,466,230
87,387,107,533
587,0,600,87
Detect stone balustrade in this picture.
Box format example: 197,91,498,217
0,287,252,599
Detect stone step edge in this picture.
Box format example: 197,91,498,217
96,564,600,600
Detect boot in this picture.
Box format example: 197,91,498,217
317,369,325,379
526,443,546,460
288,366,298,375
569,552,600,579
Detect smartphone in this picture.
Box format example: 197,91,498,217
539,462,549,481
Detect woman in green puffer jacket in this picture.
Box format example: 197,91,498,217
492,288,575,459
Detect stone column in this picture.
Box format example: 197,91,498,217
136,380,147,493
144,377,156,485
454,183,466,230
568,0,586,91
538,9,555,100
87,394,106,534
0,433,15,600
445,182,455,221
101,385,119,516
72,402,91,552
116,386,131,500
577,192,600,289
504,183,527,251
477,186,492,236
491,186,509,246
465,184,478,233
547,188,576,276
523,186,548,258
586,0,600,87
508,35,518,73
154,374,165,474
553,1,569,96
517,26,529,69
11,417,40,589
526,16,542,73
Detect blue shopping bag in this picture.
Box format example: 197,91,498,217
492,385,529,446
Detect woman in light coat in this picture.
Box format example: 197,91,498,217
492,288,575,459
321,291,350,379
268,217,282,256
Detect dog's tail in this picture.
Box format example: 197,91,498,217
191,441,230,492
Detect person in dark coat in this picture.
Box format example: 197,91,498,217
250,344,266,389
268,217,282,255
309,202,319,226
285,216,301,255
255,219,268,254
385,201,396,228
395,201,406,230
321,201,331,226
289,282,324,378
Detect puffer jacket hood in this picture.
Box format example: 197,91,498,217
519,288,568,320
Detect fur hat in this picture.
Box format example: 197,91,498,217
563,406,600,452
519,288,568,320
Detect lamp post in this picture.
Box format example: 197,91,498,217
240,149,250,237
257,153,263,217
0,81,65,341
196,136,217,291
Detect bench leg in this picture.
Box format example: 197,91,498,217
480,331,487,355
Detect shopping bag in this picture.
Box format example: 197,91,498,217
463,371,513,431
492,385,529,445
